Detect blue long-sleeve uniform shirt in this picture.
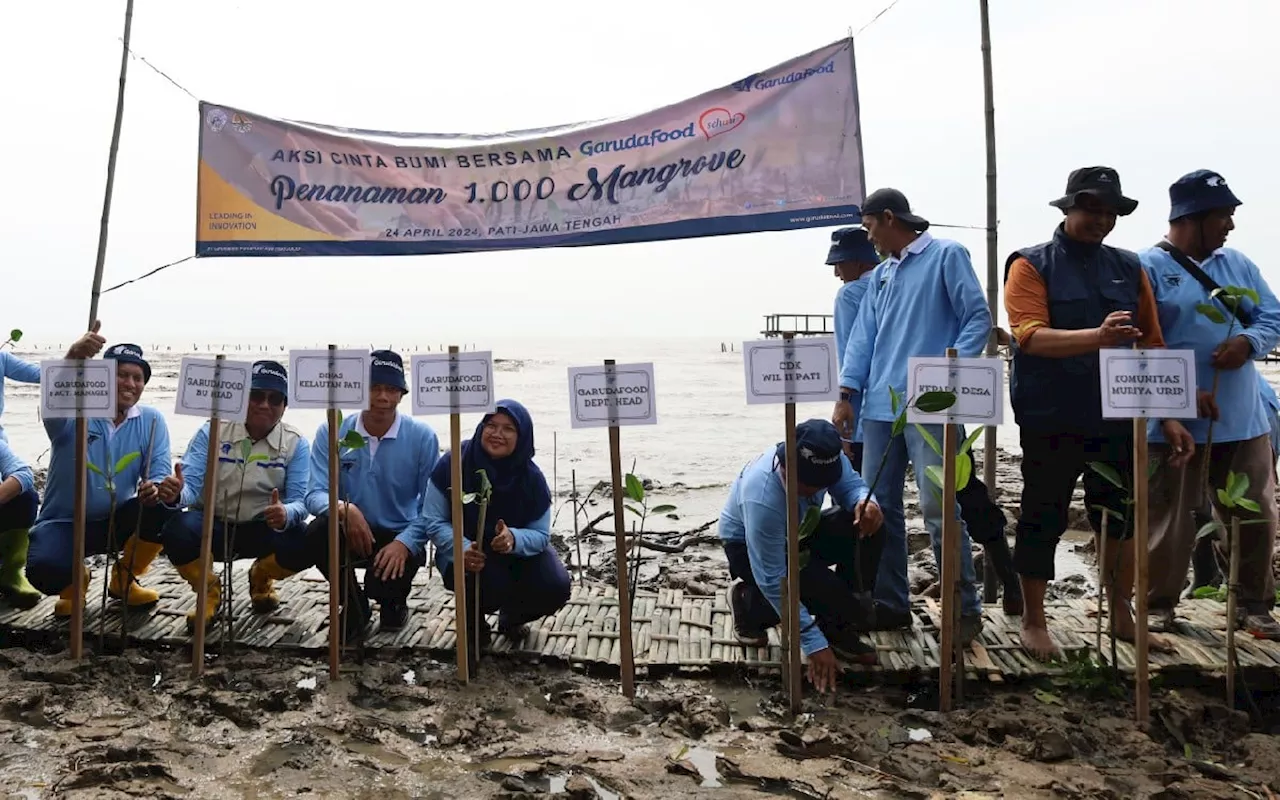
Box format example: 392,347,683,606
1141,245,1280,444
0,438,35,496
834,276,872,443
409,482,552,565
306,412,439,542
33,406,173,526
719,447,873,656
840,233,992,422
178,422,310,528
0,352,41,444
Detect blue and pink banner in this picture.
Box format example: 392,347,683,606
195,39,864,258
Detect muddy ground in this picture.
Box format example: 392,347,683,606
0,644,1278,800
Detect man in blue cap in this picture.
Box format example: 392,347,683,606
304,349,440,635
719,419,885,693
161,360,313,627
828,226,880,471
832,188,989,642
26,333,181,615
1142,170,1280,639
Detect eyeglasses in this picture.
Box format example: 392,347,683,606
483,421,517,438
250,390,285,408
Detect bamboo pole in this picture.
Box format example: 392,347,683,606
190,356,224,678
449,345,469,683
326,345,341,680
781,333,803,712
940,347,961,711
978,0,1001,604
606,359,636,698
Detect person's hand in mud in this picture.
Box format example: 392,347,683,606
1211,335,1252,371
372,540,413,582
156,463,183,505
1161,420,1196,468
853,499,883,537
264,488,287,530
462,539,485,573
1196,390,1220,421
339,502,376,557
65,320,105,360
1094,311,1141,347
490,520,515,554
807,647,838,693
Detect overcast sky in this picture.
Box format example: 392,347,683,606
2,0,1275,344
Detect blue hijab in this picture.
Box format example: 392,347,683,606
428,399,551,545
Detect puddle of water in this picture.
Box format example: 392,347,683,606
464,756,544,774
1058,530,1095,581
683,747,723,788
402,669,416,686
295,676,317,691
250,743,310,777
409,757,455,780
344,738,411,767
546,773,620,800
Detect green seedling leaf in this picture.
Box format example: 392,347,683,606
889,385,902,415
240,438,253,461
1216,488,1233,507
914,391,957,414
1195,304,1227,324
891,414,907,438
925,464,945,489
113,451,141,474
650,504,677,515
798,505,822,538
914,423,943,457
624,503,643,518
1191,585,1221,600
1148,459,1160,479
1223,285,1260,305
86,462,105,477
8,329,21,342
1239,518,1268,526
624,473,645,503
476,469,493,500
1086,461,1125,491
1091,504,1126,523
1196,520,1224,542
461,492,477,505
247,453,270,464
336,409,343,427
1033,688,1064,706
1227,471,1249,502
340,430,366,451
959,426,983,455
955,452,972,491
1235,498,1261,513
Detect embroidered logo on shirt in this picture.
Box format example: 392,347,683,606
1164,274,1182,287
87,433,100,445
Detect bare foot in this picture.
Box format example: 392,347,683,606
1020,622,1060,661
1112,602,1176,652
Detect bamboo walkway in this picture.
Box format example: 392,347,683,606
1,562,1277,681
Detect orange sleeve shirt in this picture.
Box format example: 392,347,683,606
1004,257,1164,348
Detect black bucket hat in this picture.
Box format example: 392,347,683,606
1049,166,1138,216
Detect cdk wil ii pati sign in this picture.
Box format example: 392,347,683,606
195,39,865,258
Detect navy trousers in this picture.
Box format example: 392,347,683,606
305,513,419,605
0,487,38,532
438,547,573,628
26,498,174,596
160,510,311,571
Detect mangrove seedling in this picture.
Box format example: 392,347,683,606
1,329,21,350
1193,284,1259,488
916,425,984,501
86,449,141,648
333,410,369,642
219,436,273,648
461,468,492,663
622,467,677,608
857,385,957,519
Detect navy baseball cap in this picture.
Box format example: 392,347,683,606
826,226,878,265
1168,169,1242,222
104,343,151,383
861,188,930,232
251,360,288,400
776,419,845,488
370,349,408,393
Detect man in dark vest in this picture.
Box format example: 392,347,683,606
1003,167,1194,659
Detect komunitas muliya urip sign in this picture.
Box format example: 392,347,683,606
195,39,864,257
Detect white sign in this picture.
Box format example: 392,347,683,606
40,359,117,420
906,357,1005,424
411,352,496,416
1100,349,1197,420
742,337,840,405
567,362,657,429
288,349,372,410
174,358,252,419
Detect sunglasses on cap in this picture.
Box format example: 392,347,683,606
249,389,285,408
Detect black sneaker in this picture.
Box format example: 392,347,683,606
872,604,914,631
828,631,879,666
497,612,529,641
380,599,409,631
730,583,769,646
959,614,984,646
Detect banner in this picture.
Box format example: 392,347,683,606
195,39,864,258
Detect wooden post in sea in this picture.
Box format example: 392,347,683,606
190,356,225,678
939,348,962,712
780,334,804,713
978,0,1002,604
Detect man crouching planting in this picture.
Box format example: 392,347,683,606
162,361,312,627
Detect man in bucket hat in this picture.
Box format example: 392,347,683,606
161,360,313,628
1004,166,1193,659
832,188,990,642
828,225,880,470
719,419,885,693
1141,170,1280,639
26,332,180,615
304,349,440,636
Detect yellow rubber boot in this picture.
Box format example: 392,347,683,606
248,555,296,614
175,561,220,629
53,567,91,618
108,536,165,607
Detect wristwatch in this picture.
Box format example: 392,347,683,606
840,390,854,404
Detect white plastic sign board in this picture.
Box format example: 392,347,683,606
568,362,657,429
40,359,117,420
288,349,372,410
410,352,496,416
174,358,252,419
1100,349,1197,419
742,337,839,405
906,357,1005,425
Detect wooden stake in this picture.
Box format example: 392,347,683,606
1133,412,1151,724
326,345,341,680
1096,514,1108,657
1226,517,1240,708
783,396,802,712
190,355,224,678
978,0,1000,531
605,359,636,698
69,418,88,660
449,345,469,683
940,347,962,711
